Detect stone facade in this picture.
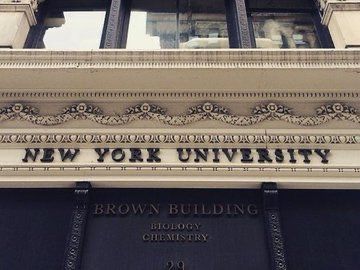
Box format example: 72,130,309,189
0,1,359,189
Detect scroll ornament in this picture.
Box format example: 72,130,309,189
0,102,359,127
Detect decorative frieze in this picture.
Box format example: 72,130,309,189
0,102,359,127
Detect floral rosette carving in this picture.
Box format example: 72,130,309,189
125,103,166,119
63,103,102,115
253,103,292,115
314,103,360,124
0,103,38,122
188,102,229,115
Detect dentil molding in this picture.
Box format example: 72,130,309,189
0,91,359,101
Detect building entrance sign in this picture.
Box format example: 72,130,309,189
81,189,270,270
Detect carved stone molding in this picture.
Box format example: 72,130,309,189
1,91,358,101
0,0,37,24
0,50,359,69
322,0,360,25
0,164,359,176
0,102,359,127
0,133,358,146
262,183,288,270
63,182,91,270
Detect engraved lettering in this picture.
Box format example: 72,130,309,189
287,149,297,163
298,149,312,163
149,204,160,215
95,148,109,162
147,148,161,162
58,148,80,162
212,148,220,162
129,148,143,162
22,148,40,162
118,204,130,215
257,148,273,163
40,148,54,163
275,149,284,163
168,204,179,215
247,204,259,215
93,204,104,215
315,149,330,164
177,148,192,162
194,148,208,162
106,204,116,215
111,148,125,162
240,148,253,163
222,148,237,162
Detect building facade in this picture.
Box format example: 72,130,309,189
0,0,360,269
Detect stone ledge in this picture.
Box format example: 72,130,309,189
0,49,359,68
322,1,360,25
0,49,359,93
0,0,37,25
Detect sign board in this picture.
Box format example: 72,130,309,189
81,189,269,270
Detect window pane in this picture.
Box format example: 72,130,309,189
252,13,320,49
179,0,229,49
127,11,177,49
126,0,229,49
43,11,106,49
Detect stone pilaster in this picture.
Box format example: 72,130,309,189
321,0,360,48
0,0,38,48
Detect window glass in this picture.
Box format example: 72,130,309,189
251,13,320,49
42,11,106,49
126,0,229,49
127,11,177,49
179,1,228,49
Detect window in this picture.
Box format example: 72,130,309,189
26,0,332,49
251,13,320,49
246,0,332,49
25,0,109,49
42,11,106,49
126,0,229,49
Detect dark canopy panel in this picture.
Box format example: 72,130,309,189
280,190,360,270
246,0,314,11
45,0,110,11
0,189,73,270
1,188,360,269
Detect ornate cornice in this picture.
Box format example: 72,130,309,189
0,50,359,69
0,102,359,127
